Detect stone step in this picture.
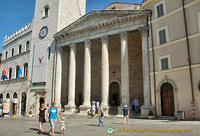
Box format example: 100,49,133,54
157,116,176,120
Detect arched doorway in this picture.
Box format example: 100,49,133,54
0,94,3,104
161,83,174,116
109,82,120,106
21,93,26,116
12,92,18,116
40,97,45,108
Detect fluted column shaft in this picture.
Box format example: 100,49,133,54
82,40,91,106
120,32,130,106
101,36,109,107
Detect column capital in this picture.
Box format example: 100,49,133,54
101,35,108,41
120,31,128,41
84,39,91,48
56,46,63,53
69,43,76,49
138,26,149,33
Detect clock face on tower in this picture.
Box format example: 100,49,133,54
39,26,48,38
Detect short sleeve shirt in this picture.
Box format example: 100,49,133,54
48,107,58,120
92,105,95,110
123,107,129,116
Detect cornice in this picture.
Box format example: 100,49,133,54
142,0,161,9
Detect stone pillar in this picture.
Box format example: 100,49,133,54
80,40,91,114
18,93,22,116
55,47,62,109
120,32,130,107
118,32,130,116
101,36,109,114
139,27,154,117
65,44,76,114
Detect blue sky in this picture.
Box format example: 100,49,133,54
0,0,143,53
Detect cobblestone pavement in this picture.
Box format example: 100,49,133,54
0,117,199,136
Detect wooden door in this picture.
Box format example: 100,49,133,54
161,83,174,116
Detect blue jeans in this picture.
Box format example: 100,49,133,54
98,116,103,126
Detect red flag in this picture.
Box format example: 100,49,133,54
3,68,6,76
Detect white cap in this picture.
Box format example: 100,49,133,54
125,105,127,107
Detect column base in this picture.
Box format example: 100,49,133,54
64,105,76,114
79,105,91,115
140,105,154,118
101,105,110,116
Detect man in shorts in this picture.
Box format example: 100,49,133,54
46,102,60,136
123,105,129,124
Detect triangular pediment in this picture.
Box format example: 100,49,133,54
55,10,150,38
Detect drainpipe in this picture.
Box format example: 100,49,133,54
181,0,194,102
51,40,57,103
149,11,157,117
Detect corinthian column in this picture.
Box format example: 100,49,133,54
101,36,109,114
120,32,130,106
80,40,91,114
65,44,76,113
55,47,62,108
139,26,154,117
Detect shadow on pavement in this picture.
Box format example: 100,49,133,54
86,124,99,126
112,122,124,124
29,128,49,135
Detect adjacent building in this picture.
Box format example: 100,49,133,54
142,0,200,120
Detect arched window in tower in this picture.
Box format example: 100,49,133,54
13,92,17,99
5,51,8,59
26,41,30,51
16,65,19,78
24,63,28,77
12,48,14,57
6,93,10,99
43,5,50,18
19,44,22,54
9,68,12,79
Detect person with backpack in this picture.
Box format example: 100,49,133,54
46,102,60,136
98,104,104,127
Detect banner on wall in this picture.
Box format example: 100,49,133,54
32,41,49,89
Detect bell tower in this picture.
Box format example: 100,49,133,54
28,0,86,113
32,0,86,42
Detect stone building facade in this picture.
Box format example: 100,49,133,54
53,9,153,116
142,0,200,120
0,23,31,116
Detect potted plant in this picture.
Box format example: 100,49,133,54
148,110,154,119
28,111,32,117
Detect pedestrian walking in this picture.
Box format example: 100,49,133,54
123,105,129,124
38,103,47,133
98,104,104,127
133,98,139,113
91,102,96,116
46,102,60,136
60,117,65,134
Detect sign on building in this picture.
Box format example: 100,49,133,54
32,41,49,89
